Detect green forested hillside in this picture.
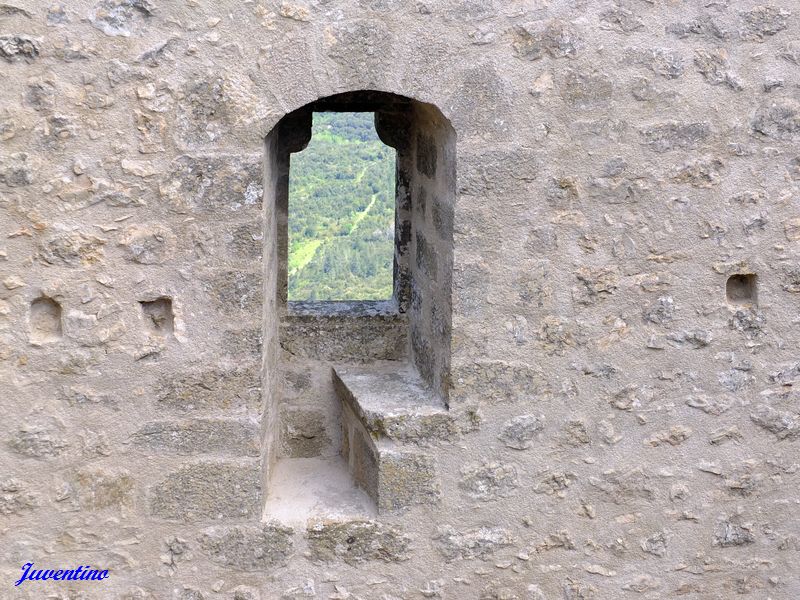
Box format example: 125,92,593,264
288,112,396,301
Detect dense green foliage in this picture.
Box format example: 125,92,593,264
288,112,396,301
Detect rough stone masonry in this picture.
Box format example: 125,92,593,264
1,1,800,599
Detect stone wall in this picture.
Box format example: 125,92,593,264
1,1,799,598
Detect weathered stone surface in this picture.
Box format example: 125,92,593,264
643,296,675,324
534,470,575,495
573,266,619,305
280,407,330,458
667,330,712,349
686,394,734,416
671,156,725,187
207,271,263,313
26,81,56,112
713,518,755,547
198,524,293,571
729,308,766,338
226,223,263,258
155,366,260,412
750,405,799,439
459,147,538,195
694,49,743,91
8,418,69,458
326,19,394,84
589,468,655,505
131,419,259,456
512,20,582,60
175,76,235,146
451,361,548,403
436,526,515,561
560,68,614,109
498,414,545,450
89,0,153,37
159,155,262,213
38,231,106,266
0,479,39,515
380,450,440,510
67,469,134,511
538,316,581,355
0,151,35,186
644,426,691,447
599,7,643,33
640,531,668,557
751,99,800,139
640,122,711,152
3,1,800,596
232,586,261,600
149,462,261,521
739,6,790,41
459,462,518,500
118,224,175,264
306,520,410,564
627,47,685,79
0,34,39,62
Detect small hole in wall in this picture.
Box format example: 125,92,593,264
726,273,757,306
139,297,174,335
30,296,62,344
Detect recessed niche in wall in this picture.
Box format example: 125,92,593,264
726,273,757,306
262,91,456,524
29,296,62,344
139,297,174,335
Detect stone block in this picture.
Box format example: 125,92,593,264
8,417,68,458
458,462,518,501
0,479,39,515
118,224,175,264
0,35,40,62
378,448,440,511
149,461,261,522
207,270,263,314
498,414,545,450
306,520,410,564
155,366,260,412
198,523,293,571
38,231,106,267
281,306,406,362
158,154,263,213
280,407,330,458
131,419,259,456
435,526,515,561
68,468,134,511
333,366,455,442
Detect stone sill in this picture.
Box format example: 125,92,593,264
279,301,407,362
285,299,401,319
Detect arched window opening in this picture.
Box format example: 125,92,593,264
262,91,456,522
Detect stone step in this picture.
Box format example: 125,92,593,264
332,365,456,442
333,365,450,512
